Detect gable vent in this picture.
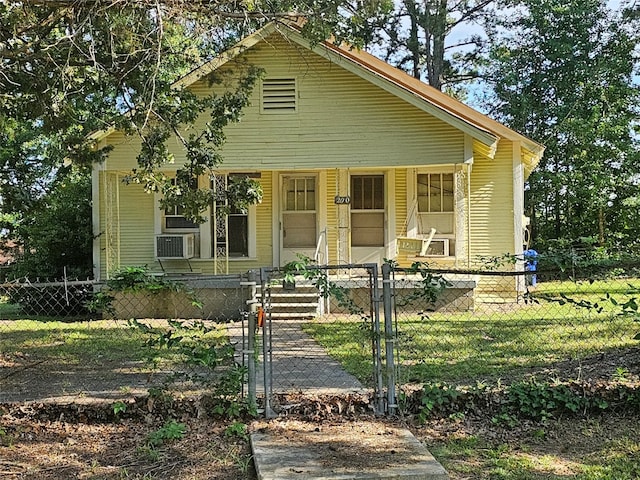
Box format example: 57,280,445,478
262,78,297,113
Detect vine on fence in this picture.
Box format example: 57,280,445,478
281,254,366,316
89,265,253,416
87,266,202,316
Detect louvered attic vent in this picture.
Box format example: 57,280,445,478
262,78,297,113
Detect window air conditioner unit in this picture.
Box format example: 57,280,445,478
155,234,195,259
423,238,450,257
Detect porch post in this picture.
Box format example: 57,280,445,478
337,169,350,264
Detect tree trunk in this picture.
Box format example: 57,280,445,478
404,0,422,79
598,207,605,246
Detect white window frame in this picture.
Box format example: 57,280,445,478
408,168,456,257
211,173,258,260
162,177,200,233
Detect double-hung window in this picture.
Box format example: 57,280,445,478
416,172,455,255
164,177,199,231
212,174,252,258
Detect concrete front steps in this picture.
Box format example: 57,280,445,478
259,281,321,320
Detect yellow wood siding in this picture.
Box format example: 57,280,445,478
394,169,411,265
98,177,156,275
104,34,465,172
469,141,516,259
118,183,156,268
95,31,527,280
394,169,408,239
252,171,274,269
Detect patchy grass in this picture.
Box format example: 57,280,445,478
0,319,230,367
533,278,640,296
422,413,640,479
0,320,153,365
306,278,640,385
2,403,638,480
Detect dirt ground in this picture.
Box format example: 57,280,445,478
1,347,639,479
2,405,640,480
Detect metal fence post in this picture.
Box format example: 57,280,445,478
370,263,385,415
246,310,257,412
382,262,397,415
260,267,276,419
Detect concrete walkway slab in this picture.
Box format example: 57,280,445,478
251,425,449,480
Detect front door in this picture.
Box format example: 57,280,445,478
280,174,318,266
350,174,386,265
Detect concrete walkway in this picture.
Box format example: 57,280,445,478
264,318,364,394
251,427,449,480
240,317,450,479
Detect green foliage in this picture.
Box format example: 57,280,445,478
397,261,451,309
413,378,640,424
127,314,255,418
418,383,461,421
0,425,15,447
6,171,93,280
88,265,202,315
491,412,520,429
146,420,186,448
224,421,249,440
112,401,128,417
505,380,587,422
488,0,640,251
366,0,491,90
128,318,232,371
282,254,366,316
106,266,175,293
0,1,392,272
208,365,255,418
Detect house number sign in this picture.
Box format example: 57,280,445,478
334,196,351,204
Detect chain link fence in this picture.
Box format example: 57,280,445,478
390,263,640,389
1,260,639,415
255,265,383,415
0,274,253,404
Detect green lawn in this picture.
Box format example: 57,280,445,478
0,318,230,368
305,278,640,386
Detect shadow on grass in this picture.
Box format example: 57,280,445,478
0,319,234,403
305,312,638,386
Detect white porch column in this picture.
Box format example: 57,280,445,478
336,169,350,264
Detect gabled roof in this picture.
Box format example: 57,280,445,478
92,21,544,170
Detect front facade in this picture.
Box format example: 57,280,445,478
92,24,543,282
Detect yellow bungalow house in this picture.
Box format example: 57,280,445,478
91,22,543,314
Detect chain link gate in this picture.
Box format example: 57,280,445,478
245,264,398,416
